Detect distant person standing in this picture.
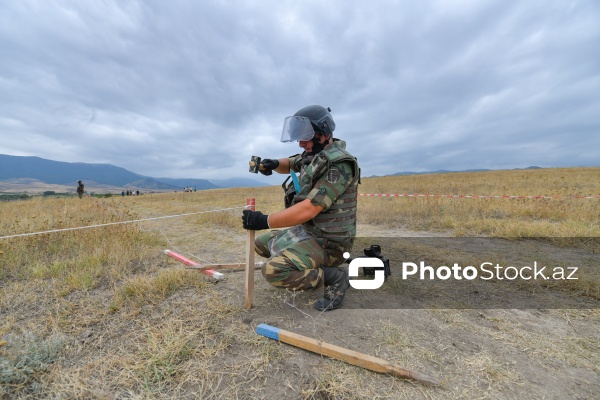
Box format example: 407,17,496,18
76,180,85,199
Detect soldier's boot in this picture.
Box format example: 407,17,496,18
314,266,349,311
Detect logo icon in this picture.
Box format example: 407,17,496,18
347,253,385,290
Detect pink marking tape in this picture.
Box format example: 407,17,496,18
359,193,600,199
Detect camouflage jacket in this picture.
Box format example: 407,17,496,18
289,140,359,248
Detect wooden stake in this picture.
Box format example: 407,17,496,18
204,263,263,270
256,323,441,386
245,198,256,309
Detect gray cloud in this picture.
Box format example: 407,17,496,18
0,0,598,180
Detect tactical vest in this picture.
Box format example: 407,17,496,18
294,142,359,248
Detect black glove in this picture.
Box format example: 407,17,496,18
259,159,279,176
242,210,270,230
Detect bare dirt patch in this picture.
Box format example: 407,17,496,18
129,215,599,398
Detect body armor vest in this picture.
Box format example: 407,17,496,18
294,141,359,249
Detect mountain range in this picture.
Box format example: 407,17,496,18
0,154,268,192
0,153,548,194
388,166,542,176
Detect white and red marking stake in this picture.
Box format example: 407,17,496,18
245,198,256,309
163,198,258,308
163,249,224,280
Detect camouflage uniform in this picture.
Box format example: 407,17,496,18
255,139,359,290
77,182,84,199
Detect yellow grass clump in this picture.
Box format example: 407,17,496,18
358,167,600,238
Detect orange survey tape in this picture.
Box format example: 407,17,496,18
359,193,600,199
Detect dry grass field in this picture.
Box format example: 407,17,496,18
1,167,599,399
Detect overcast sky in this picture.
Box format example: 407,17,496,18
1,0,598,181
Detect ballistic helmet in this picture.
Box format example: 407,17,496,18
280,105,336,142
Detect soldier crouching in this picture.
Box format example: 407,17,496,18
242,105,359,311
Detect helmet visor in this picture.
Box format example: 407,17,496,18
280,116,315,142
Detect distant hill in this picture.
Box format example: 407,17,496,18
154,177,219,190
208,178,271,188
0,154,270,191
126,178,187,190
153,177,270,190
1,154,548,192
389,166,542,177
0,154,178,190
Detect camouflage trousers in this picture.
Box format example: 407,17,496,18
255,225,346,291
